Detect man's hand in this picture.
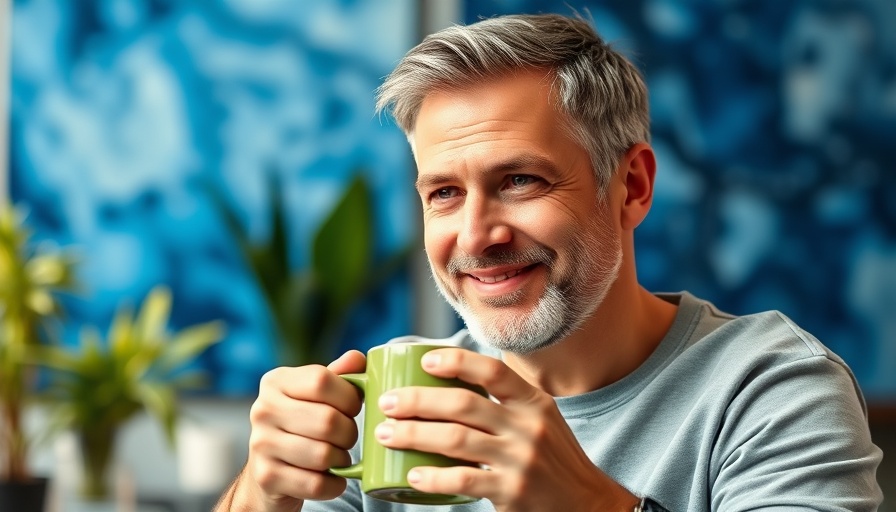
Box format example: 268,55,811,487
219,351,366,512
373,348,639,512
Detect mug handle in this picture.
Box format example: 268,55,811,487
328,373,367,479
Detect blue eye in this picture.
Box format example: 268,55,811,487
433,187,458,200
509,175,535,187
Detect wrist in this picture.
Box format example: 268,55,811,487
221,466,304,512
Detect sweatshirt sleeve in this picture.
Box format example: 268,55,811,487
709,350,883,511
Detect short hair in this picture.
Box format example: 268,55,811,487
375,13,651,190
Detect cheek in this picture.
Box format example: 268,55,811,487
423,219,454,265
512,203,578,244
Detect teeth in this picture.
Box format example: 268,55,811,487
477,268,523,283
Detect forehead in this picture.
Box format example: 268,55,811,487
410,69,580,173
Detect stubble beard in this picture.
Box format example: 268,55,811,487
429,206,623,355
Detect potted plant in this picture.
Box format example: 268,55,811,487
0,205,78,512
206,170,414,366
31,285,225,500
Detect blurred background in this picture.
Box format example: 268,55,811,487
1,0,893,510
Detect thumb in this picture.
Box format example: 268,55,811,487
327,349,366,375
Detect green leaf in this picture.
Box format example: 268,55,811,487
202,178,252,256
24,345,79,373
156,321,225,372
311,174,373,313
167,370,211,390
135,382,177,446
108,305,136,357
266,169,290,292
135,286,172,344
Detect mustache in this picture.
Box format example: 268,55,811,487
446,245,556,276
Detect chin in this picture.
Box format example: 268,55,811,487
458,286,581,354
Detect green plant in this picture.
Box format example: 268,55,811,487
32,286,225,499
0,205,78,483
207,171,414,366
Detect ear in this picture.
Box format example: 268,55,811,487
618,143,657,231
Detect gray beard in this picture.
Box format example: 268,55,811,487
430,211,622,355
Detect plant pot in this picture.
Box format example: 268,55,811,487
0,476,49,512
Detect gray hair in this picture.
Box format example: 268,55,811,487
375,13,651,190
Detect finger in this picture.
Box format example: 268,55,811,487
406,465,501,502
421,348,540,404
252,397,359,449
252,457,348,501
260,364,363,417
327,349,366,374
374,419,500,464
250,423,352,472
379,386,506,433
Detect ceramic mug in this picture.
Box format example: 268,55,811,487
330,339,486,505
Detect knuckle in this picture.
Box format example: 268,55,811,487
248,431,272,455
444,426,469,451
251,459,278,491
304,440,330,468
481,359,509,388
455,391,478,415
529,418,549,440
317,406,343,434
302,365,332,393
456,469,476,490
258,367,281,389
249,399,273,425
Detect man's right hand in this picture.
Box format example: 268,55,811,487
219,350,366,512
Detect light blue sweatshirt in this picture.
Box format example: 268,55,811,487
305,292,883,511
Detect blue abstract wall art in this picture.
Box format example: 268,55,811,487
9,0,418,396
464,0,896,401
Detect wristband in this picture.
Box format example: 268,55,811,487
634,496,668,512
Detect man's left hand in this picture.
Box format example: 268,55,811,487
373,348,639,512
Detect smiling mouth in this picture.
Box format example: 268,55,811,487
469,265,535,283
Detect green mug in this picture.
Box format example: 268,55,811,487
330,339,485,505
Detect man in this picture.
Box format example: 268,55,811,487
215,13,882,512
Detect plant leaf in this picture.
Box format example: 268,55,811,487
311,174,372,314
156,321,225,373
135,382,177,446
135,286,172,344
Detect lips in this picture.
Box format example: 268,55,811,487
464,263,538,285
473,268,524,283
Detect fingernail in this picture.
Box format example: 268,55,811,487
407,469,422,484
379,393,397,412
422,352,441,369
374,421,394,442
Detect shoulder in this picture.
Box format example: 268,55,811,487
664,294,866,412
679,294,850,372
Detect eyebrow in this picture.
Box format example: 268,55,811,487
414,154,558,192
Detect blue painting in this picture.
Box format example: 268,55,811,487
8,0,418,396
464,0,896,401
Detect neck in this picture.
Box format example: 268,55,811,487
501,263,678,397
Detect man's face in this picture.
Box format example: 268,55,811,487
411,70,623,354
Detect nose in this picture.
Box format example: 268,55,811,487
456,195,512,256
